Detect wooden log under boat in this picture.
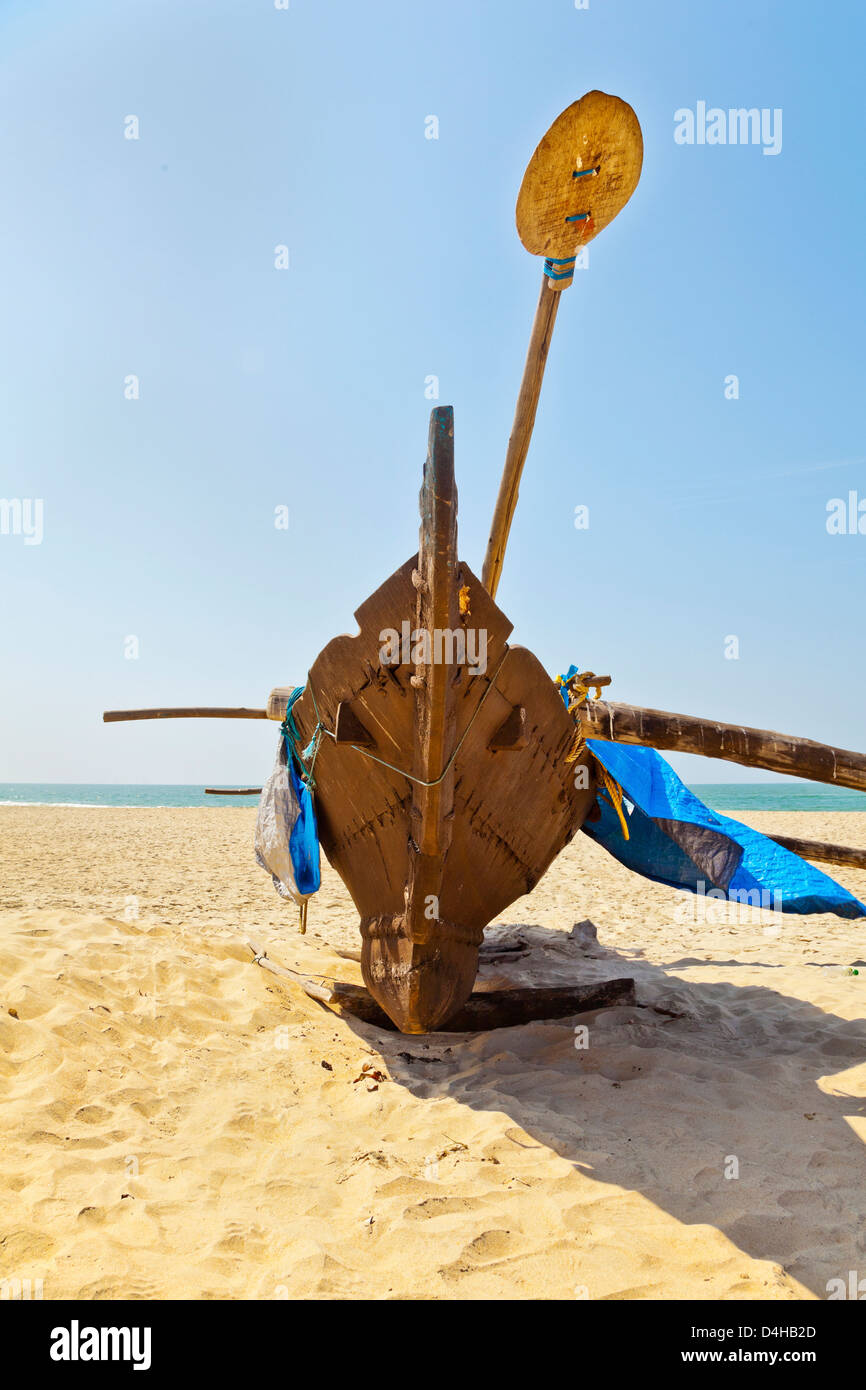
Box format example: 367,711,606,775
246,941,637,1031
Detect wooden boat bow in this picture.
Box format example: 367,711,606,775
286,407,597,1031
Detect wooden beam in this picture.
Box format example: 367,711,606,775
267,687,295,721
767,834,866,871
578,699,866,793
103,707,267,723
413,404,460,856
334,701,375,746
488,704,528,751
481,274,561,598
359,405,479,1034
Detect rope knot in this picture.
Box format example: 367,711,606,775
558,666,629,841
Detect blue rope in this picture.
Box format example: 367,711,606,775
280,685,325,788
544,257,577,280
282,686,305,747
565,211,591,223
572,167,598,178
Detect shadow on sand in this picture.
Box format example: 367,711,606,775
331,923,866,1299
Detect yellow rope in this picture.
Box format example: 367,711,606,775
559,671,601,767
592,756,630,841
558,670,629,841
564,727,585,764
555,673,605,705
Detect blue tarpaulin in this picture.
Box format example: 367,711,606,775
557,669,866,920
286,749,322,896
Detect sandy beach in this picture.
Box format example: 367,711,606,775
2,804,865,1300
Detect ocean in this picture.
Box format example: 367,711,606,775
1,783,865,812
0,784,258,808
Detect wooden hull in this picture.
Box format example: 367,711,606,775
290,409,595,1031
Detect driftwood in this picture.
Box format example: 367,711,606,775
579,700,866,793
768,834,866,871
246,941,635,1032
103,707,267,723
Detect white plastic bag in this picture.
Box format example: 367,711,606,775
254,736,313,906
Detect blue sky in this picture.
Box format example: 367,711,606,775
0,0,863,785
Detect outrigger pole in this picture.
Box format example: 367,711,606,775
101,699,866,797
578,700,866,794
103,707,267,722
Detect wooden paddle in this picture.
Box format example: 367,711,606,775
481,91,643,598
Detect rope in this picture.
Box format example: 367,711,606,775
557,668,630,841
300,724,325,787
281,685,325,790
559,212,595,254
564,725,586,764
544,256,577,282
304,649,509,789
282,686,305,745
556,670,606,707
594,759,631,841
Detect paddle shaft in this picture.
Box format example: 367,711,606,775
481,273,562,597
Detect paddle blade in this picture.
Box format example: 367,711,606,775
516,90,643,260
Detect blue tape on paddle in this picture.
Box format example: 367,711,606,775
544,256,577,281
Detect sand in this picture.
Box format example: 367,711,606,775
2,804,866,1301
